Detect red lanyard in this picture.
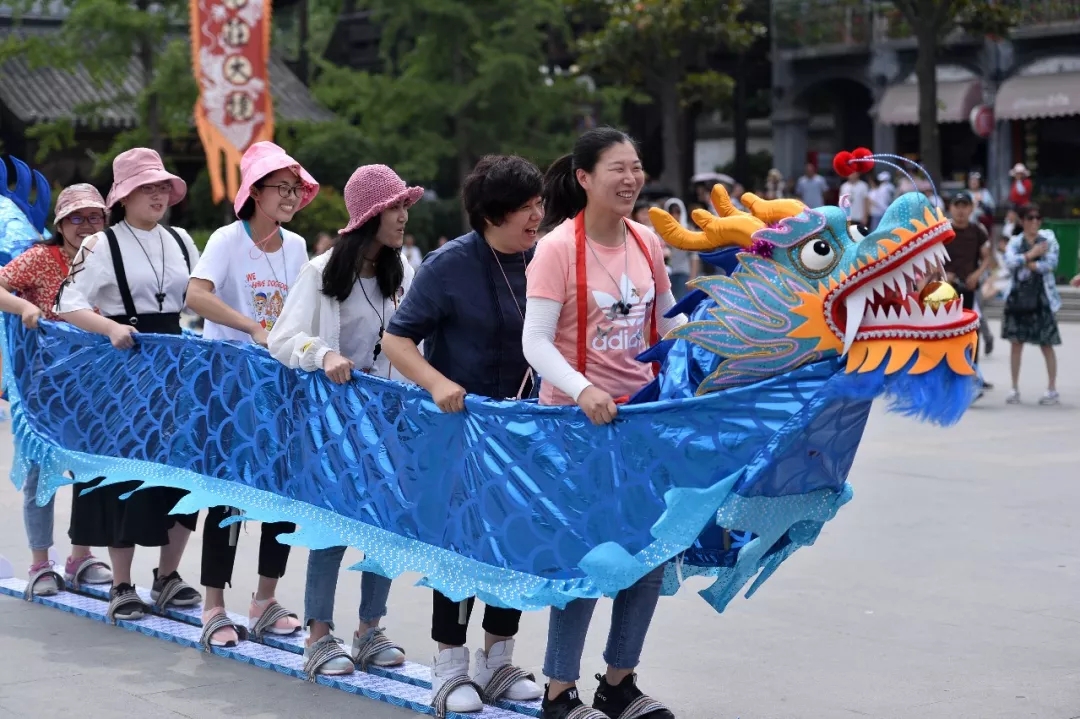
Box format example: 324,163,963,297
573,212,659,377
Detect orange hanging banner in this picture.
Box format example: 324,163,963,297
189,0,275,204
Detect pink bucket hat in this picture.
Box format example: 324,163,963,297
233,141,319,215
340,165,424,235
53,183,107,227
105,148,186,207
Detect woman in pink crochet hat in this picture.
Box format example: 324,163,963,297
268,164,422,678
0,183,114,597
185,141,317,648
57,147,203,622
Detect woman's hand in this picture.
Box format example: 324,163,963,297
249,325,270,347
431,377,466,413
577,385,618,425
322,351,355,384
108,323,137,349
20,305,42,330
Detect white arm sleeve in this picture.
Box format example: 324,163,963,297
522,297,593,402
655,290,686,336
267,261,332,372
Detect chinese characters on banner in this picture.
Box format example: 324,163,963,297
189,0,274,204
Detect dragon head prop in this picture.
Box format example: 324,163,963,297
646,150,980,420
0,156,51,265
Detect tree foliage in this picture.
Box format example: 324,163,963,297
890,0,1018,182
309,0,627,214
0,0,197,170
565,0,763,191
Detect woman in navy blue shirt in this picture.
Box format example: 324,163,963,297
383,155,544,715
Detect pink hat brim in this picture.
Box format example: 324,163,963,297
339,186,425,235
106,168,187,208
233,156,320,215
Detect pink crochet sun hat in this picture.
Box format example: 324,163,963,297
339,164,424,235
105,148,186,208
234,141,319,216
53,183,107,227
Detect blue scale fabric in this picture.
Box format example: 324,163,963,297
2,318,870,613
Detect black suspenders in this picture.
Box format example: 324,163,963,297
104,226,192,321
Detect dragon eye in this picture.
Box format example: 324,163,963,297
799,238,836,272
847,223,870,241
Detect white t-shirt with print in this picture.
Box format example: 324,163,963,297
190,221,309,342
840,179,870,223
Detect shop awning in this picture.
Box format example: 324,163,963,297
875,79,982,126
995,72,1080,120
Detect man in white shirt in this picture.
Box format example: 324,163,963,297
795,162,828,208
840,172,870,225
402,233,423,270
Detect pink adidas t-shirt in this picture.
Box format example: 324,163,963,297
526,217,670,406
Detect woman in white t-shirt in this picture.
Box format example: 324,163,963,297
186,142,318,648
268,164,422,678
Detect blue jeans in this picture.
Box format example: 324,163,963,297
23,464,53,551
304,546,393,627
543,566,665,682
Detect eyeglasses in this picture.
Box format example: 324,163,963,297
66,214,105,226
138,182,173,195
262,183,305,199
1024,214,1042,221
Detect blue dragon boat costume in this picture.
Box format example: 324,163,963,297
2,149,979,614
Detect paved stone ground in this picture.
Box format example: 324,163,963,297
0,320,1077,719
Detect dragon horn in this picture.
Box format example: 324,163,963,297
710,184,749,218
742,192,806,225
649,207,714,251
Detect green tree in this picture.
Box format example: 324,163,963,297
0,0,197,169
566,0,763,193
310,0,626,230
889,0,1016,183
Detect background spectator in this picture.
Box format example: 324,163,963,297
795,162,827,207
313,231,335,257
967,171,995,234
764,168,785,200
402,233,422,270
1008,164,1033,208
840,171,870,225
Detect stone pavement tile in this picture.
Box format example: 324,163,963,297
138,670,415,719
0,677,185,719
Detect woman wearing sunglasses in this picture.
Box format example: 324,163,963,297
268,164,420,677
1001,204,1061,405
0,184,115,597
186,142,318,647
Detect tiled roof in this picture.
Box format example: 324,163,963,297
0,36,334,127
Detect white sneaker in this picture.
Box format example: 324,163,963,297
1006,389,1021,404
352,627,405,668
431,647,483,713
473,639,542,701
1038,390,1060,406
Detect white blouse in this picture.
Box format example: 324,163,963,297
268,249,416,381
57,222,200,317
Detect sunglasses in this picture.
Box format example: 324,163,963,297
1024,214,1042,221
66,214,105,226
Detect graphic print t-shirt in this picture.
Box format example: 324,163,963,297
190,221,309,341
526,218,670,406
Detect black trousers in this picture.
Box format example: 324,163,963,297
200,505,294,589
431,590,521,646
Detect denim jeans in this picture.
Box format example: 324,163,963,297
543,566,665,682
304,546,393,627
22,464,53,551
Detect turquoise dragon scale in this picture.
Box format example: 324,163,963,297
2,150,979,614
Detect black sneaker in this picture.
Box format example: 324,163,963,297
151,568,202,607
109,583,147,621
593,673,674,719
542,685,607,719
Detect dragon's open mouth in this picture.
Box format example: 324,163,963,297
824,210,981,356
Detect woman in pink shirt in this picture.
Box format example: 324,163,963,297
523,127,683,719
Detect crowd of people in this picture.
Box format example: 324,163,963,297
0,131,1071,719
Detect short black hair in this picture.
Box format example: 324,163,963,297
462,155,543,234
